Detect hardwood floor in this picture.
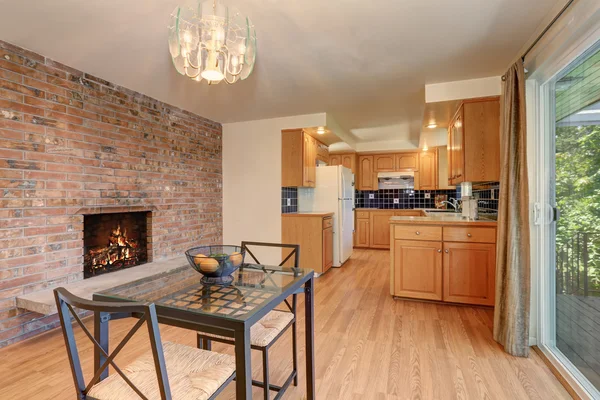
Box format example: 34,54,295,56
0,249,570,399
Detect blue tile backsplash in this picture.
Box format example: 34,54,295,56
355,189,459,209
281,187,298,214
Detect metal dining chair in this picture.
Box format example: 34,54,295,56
54,287,236,400
196,241,300,400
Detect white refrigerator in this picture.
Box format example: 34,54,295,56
298,166,354,267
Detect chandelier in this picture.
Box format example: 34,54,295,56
168,0,257,84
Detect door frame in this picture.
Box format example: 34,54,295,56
527,5,600,397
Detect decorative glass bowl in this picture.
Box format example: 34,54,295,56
185,245,246,285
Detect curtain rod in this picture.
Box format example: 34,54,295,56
502,0,576,81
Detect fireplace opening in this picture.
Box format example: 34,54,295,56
83,212,150,279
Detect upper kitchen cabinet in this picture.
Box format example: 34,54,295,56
374,154,395,172
448,97,500,185
316,142,330,164
357,155,377,190
282,128,323,187
329,152,357,174
395,152,418,171
417,149,438,190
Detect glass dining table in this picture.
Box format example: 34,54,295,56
94,263,316,399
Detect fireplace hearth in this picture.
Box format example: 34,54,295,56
83,212,150,278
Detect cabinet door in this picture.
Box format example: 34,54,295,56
447,127,454,185
462,99,500,182
303,133,311,187
418,150,437,190
393,240,443,300
395,153,418,171
303,134,316,187
451,110,464,185
357,155,376,190
443,242,495,306
323,226,333,272
341,154,356,174
374,154,395,172
329,154,341,166
370,211,394,249
310,137,317,185
355,218,370,247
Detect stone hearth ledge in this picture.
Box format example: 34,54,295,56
16,256,188,315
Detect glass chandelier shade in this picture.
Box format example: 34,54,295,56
168,0,256,84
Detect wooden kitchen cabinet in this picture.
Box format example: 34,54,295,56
374,154,395,172
395,153,418,171
341,154,357,174
316,141,329,164
448,97,500,185
282,129,324,187
323,225,334,272
443,242,496,306
390,221,497,306
393,240,443,301
329,152,357,175
355,215,370,248
357,155,377,190
370,211,395,249
329,154,341,166
282,214,334,274
417,149,438,190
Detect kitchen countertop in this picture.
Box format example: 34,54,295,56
282,212,334,217
389,214,497,227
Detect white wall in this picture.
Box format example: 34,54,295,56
222,113,326,264
425,76,502,103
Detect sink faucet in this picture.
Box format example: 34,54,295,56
441,198,461,211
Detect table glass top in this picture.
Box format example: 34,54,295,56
98,264,313,322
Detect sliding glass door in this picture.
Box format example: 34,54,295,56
539,41,600,397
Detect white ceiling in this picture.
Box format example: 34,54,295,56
0,0,558,145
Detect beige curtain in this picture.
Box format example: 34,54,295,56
493,62,531,357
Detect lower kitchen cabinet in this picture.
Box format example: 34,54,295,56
393,240,443,301
355,210,426,249
355,217,370,247
390,222,497,307
323,225,334,272
370,211,395,249
443,242,496,306
282,213,334,274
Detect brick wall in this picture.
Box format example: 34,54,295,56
0,40,223,347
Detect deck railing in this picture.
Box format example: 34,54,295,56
556,231,600,296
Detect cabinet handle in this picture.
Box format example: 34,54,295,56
415,231,420,235
437,249,441,253
445,249,449,253
467,233,472,237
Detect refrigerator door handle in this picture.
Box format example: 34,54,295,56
340,200,344,232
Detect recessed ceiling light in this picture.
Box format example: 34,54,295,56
427,123,437,129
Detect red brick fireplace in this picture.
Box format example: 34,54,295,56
0,40,223,347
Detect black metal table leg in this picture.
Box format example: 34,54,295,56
93,310,109,381
234,324,252,399
305,276,315,399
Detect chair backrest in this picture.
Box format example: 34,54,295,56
53,287,171,400
240,242,300,314
240,241,300,268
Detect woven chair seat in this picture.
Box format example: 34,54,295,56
87,341,235,400
200,310,294,347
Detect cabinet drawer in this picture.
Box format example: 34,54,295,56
356,211,370,219
394,210,424,217
394,225,442,241
323,217,333,229
443,227,496,243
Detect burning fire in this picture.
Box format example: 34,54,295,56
87,224,140,271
